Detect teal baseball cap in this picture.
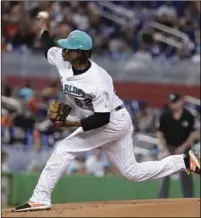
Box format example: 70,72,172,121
57,30,93,50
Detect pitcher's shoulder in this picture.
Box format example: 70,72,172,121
92,61,111,79
48,47,62,56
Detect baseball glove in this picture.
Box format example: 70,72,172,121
47,100,71,127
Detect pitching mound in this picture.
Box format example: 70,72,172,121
2,198,200,217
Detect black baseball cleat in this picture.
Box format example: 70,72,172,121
13,201,51,212
184,150,200,175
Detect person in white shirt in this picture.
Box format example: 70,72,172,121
85,149,107,177
2,151,11,173
156,1,177,18
14,12,200,212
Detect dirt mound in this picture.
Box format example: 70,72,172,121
2,198,200,217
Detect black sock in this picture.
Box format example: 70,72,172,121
184,154,190,169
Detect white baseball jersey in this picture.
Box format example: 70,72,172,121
30,46,186,205
47,47,123,119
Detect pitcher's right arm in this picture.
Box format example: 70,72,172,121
36,11,61,65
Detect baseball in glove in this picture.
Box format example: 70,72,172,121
47,100,71,127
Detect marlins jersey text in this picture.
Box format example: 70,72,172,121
47,47,123,119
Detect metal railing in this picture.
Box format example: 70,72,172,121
2,52,200,84
95,2,136,26
150,21,194,50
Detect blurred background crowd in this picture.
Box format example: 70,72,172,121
1,1,200,176
2,78,200,176
2,1,200,61
1,78,160,175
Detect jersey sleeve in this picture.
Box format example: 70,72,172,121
92,91,111,113
47,47,62,66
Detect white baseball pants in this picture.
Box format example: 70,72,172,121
30,108,186,205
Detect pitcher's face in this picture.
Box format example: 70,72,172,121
61,49,80,62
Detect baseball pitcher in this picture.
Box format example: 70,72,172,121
15,12,200,212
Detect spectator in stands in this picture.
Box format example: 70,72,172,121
184,1,200,24
85,149,110,177
1,109,15,145
2,84,12,97
2,1,199,59
11,23,36,50
2,151,11,173
156,1,177,17
71,8,90,31
41,81,60,100
192,30,200,63
134,43,152,61
133,102,155,133
1,109,13,129
19,81,34,102
195,30,200,54
155,1,177,26
109,35,133,60
27,159,43,172
29,90,44,115
14,104,35,130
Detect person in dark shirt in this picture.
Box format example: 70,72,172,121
11,24,36,50
157,92,197,198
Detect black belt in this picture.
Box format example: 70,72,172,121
115,104,125,111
